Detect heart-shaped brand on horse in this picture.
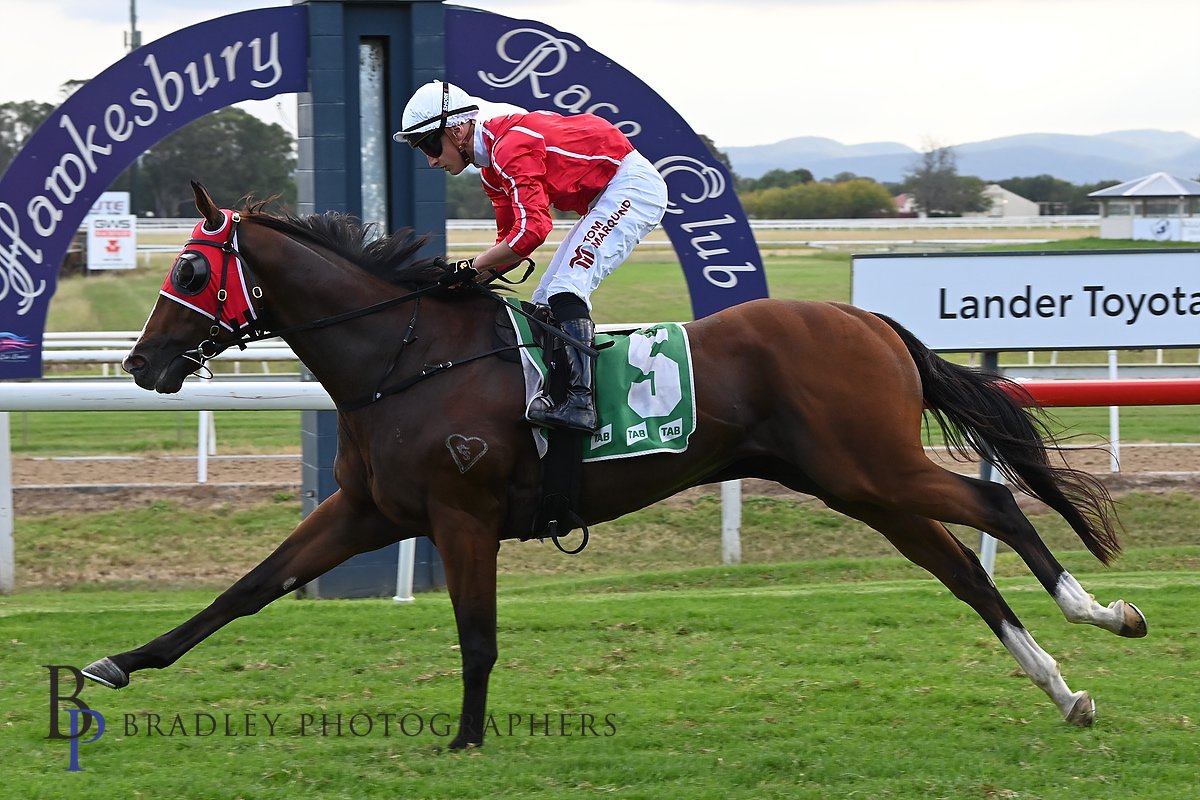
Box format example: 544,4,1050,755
446,434,489,473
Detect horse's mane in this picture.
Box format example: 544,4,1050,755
241,198,476,293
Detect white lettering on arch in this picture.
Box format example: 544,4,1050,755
654,155,727,215
478,28,639,133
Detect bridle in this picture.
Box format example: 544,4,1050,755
160,209,266,377
160,210,569,411
161,210,438,371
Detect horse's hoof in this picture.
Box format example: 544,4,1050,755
1113,600,1148,638
448,736,482,750
1065,691,1095,727
81,657,129,689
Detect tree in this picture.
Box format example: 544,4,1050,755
698,134,735,177
0,100,54,176
739,177,895,219
446,170,496,219
836,178,897,217
131,107,296,216
737,167,814,193
903,143,987,216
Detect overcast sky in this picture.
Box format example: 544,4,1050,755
2,0,1198,150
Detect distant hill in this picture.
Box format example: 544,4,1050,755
723,130,1200,185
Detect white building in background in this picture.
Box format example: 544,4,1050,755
965,184,1040,218
1089,172,1200,241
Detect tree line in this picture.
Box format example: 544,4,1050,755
0,98,1120,221
0,99,295,217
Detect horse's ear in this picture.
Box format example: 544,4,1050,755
191,180,224,229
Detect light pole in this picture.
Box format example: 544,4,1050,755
126,1,142,214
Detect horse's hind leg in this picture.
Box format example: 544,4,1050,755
822,497,1097,726
82,491,399,689
881,469,1147,639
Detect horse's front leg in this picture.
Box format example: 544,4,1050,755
432,506,501,749
82,491,399,689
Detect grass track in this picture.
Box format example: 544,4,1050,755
4,566,1199,798
14,229,1200,795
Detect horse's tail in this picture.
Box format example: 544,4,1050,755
874,312,1121,565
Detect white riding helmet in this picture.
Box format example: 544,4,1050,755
393,80,480,146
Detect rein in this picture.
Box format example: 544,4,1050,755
170,209,593,554
176,213,592,410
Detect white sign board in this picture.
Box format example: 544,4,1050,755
87,215,138,270
86,191,131,218
851,249,1200,351
1123,218,1200,243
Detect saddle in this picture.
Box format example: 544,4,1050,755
493,302,589,552
492,301,697,552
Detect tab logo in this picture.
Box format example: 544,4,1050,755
590,424,612,449
625,422,648,445
658,418,683,441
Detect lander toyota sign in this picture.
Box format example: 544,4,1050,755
851,249,1200,351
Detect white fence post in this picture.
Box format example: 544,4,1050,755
0,412,12,594
393,538,416,603
197,410,210,484
721,480,742,565
1109,350,1121,473
979,461,1001,576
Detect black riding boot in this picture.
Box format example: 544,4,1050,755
527,317,598,433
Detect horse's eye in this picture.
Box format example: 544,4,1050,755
170,251,210,296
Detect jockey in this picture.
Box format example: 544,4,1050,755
394,80,668,434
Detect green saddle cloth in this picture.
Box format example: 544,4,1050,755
504,300,697,462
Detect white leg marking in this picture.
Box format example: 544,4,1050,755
1054,572,1126,633
999,621,1089,720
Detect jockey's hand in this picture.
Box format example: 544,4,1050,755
437,258,478,289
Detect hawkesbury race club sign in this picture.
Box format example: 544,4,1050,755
0,4,764,380
0,7,307,379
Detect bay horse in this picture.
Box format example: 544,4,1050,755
84,181,1146,747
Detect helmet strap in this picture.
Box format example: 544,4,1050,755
452,120,476,167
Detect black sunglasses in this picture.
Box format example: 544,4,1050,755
400,81,478,160
406,129,444,158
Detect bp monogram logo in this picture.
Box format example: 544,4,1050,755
446,434,488,473
46,665,106,771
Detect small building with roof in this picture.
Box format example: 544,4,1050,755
964,184,1040,218
1088,172,1200,241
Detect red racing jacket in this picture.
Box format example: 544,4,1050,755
478,110,635,257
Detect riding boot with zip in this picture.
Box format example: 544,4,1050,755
527,317,598,433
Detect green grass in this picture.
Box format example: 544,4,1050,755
14,486,1200,590
10,232,1200,795
7,409,302,455
48,263,171,331
4,566,1198,798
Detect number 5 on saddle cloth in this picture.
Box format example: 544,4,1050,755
505,298,697,461
501,299,698,545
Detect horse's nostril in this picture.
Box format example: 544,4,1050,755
122,354,147,375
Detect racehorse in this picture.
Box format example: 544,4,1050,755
83,181,1147,747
